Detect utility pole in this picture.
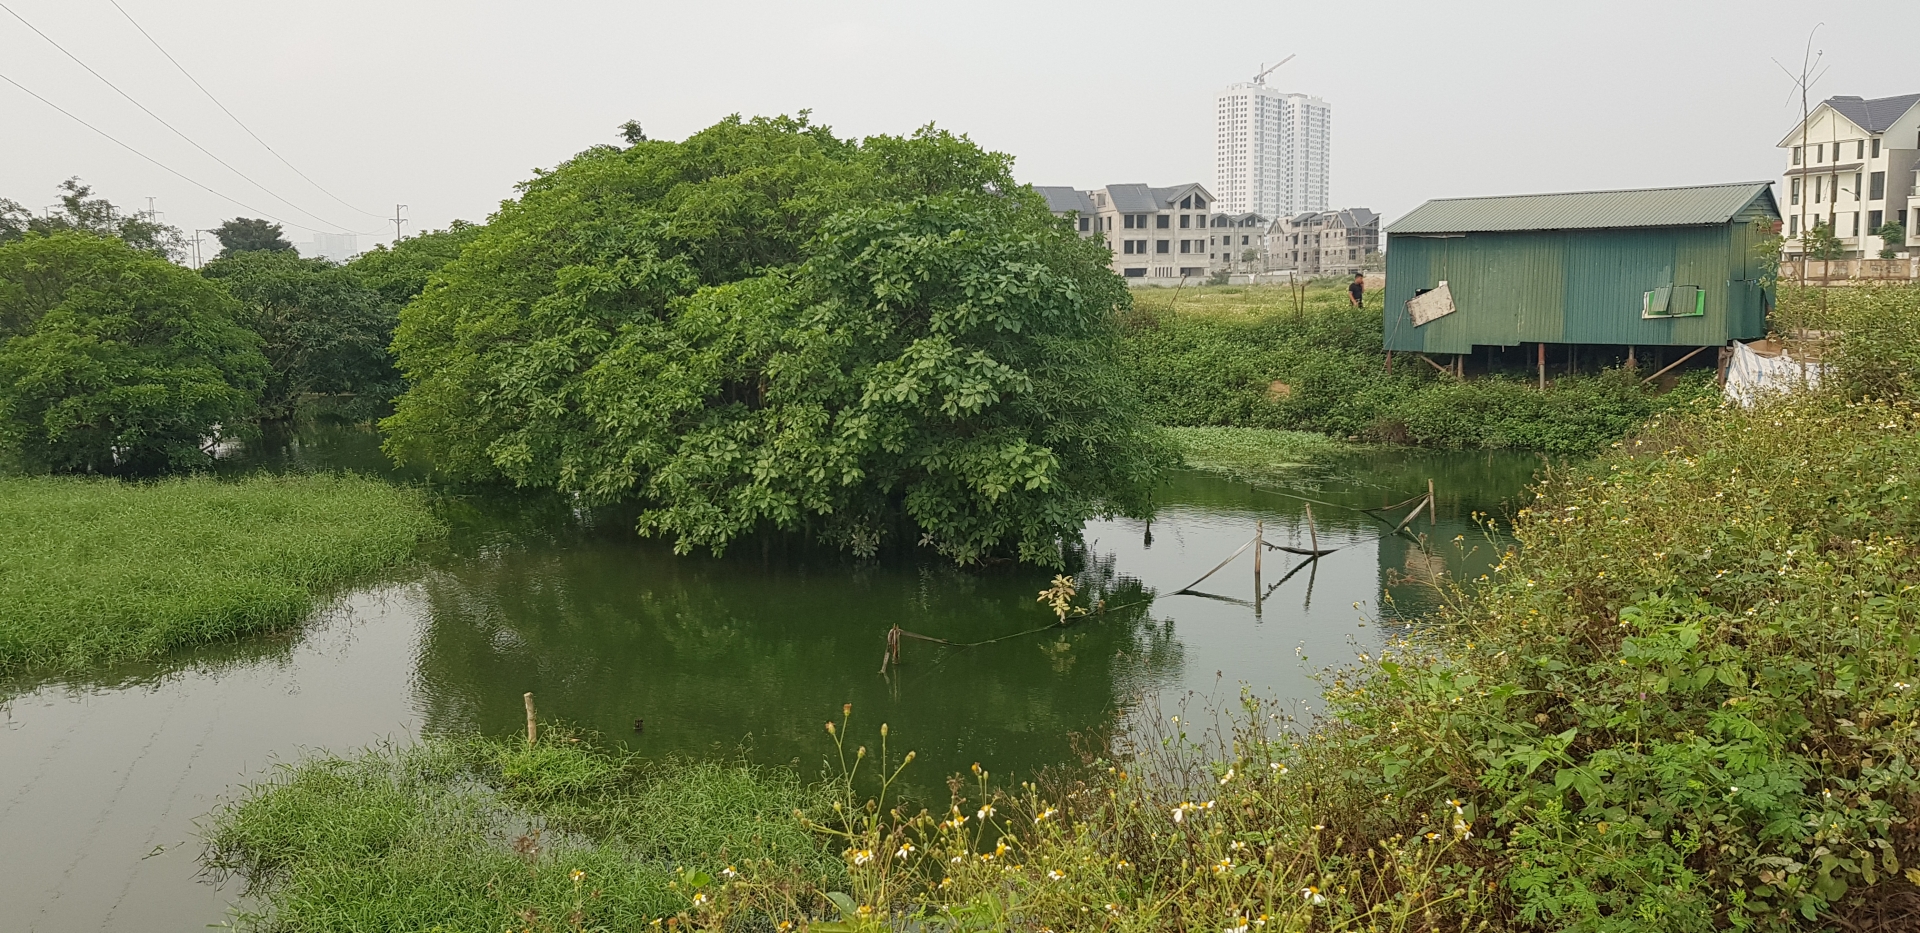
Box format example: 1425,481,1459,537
390,204,408,244
193,229,216,268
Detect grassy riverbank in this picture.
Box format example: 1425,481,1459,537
201,287,1920,931
1122,282,1716,453
0,473,440,675
204,730,837,930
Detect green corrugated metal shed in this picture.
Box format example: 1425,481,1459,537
1383,182,1780,354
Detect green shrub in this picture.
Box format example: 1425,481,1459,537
203,730,840,932
0,232,268,473
0,473,440,674
1777,283,1920,402
1118,285,1705,454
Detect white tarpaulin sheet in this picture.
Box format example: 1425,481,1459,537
1723,340,1822,408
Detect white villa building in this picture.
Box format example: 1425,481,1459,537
1779,92,1920,257
1038,183,1233,281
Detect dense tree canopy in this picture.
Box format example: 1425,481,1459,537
384,115,1171,564
0,232,267,473
347,222,484,307
213,217,294,257
1,178,187,260
202,250,398,419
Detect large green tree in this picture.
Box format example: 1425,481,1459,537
0,232,267,473
347,221,484,307
202,250,399,419
212,217,294,257
384,115,1171,564
1,177,187,260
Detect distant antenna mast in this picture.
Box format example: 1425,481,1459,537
1252,54,1295,85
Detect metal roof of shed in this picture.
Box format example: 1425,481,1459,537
1386,182,1775,235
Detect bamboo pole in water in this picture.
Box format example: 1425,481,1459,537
1428,479,1436,526
1305,504,1319,556
524,692,537,745
1253,520,1264,615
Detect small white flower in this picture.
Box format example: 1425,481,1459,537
692,892,710,906
1300,885,1327,905
977,805,995,820
895,842,915,859
721,865,738,879
1219,768,1236,785
1047,868,1067,881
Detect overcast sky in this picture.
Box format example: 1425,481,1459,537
3,0,1916,255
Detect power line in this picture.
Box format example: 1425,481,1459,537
104,0,388,221
0,0,381,235
0,68,351,238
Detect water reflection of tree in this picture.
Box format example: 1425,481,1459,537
409,535,1182,784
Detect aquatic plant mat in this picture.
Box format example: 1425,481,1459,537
202,730,841,931
1166,426,1355,483
0,473,440,675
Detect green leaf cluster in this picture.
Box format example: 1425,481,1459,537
203,250,399,419
382,115,1172,564
1118,286,1711,453
0,231,267,473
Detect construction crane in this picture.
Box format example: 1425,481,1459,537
1252,54,1296,85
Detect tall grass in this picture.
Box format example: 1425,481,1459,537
202,728,840,932
0,473,440,675
1120,283,1716,453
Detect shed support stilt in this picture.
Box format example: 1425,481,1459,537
1537,343,1546,390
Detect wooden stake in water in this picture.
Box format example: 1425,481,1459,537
1305,504,1319,555
1253,520,1264,614
1428,479,1436,526
524,692,537,745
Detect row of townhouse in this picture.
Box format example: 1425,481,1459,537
1266,208,1380,275
1779,92,1920,257
1037,184,1379,280
1037,183,1263,280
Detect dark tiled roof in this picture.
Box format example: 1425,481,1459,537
1105,183,1158,213
1825,94,1920,134
1034,186,1095,215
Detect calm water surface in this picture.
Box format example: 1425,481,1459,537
0,424,1541,930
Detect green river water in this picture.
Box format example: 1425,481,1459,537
0,423,1542,930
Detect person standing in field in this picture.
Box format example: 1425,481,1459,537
1349,272,1365,307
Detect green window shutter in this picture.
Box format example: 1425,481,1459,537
1642,285,1673,318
